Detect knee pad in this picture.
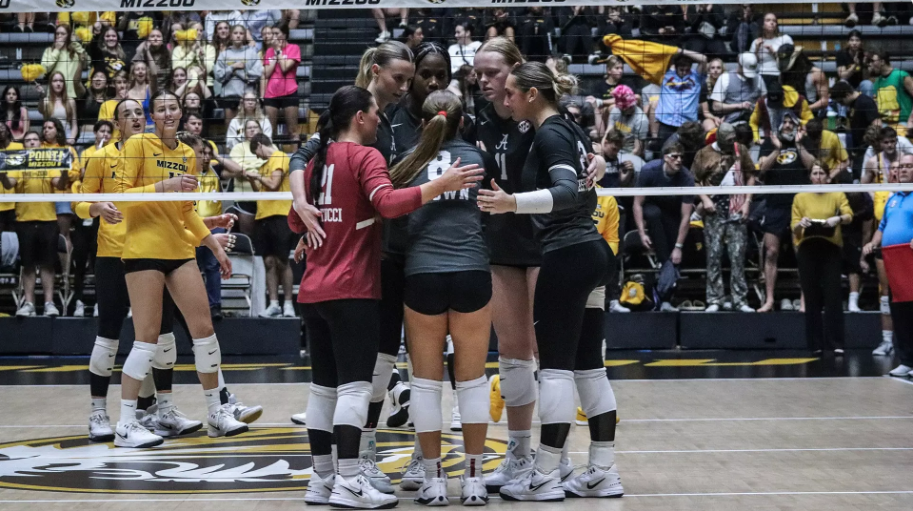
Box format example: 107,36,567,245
881,295,891,315
152,333,176,370
456,376,489,425
306,384,338,433
538,369,575,425
499,357,537,407
411,378,443,433
139,373,156,398
574,368,617,418
192,334,221,374
586,286,606,310
122,341,156,381
371,353,397,402
89,337,119,377
334,381,372,428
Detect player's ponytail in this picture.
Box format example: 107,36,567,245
389,91,462,189
511,61,577,104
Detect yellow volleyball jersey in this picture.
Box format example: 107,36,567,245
592,188,620,256
115,133,210,260
0,141,24,212
874,153,891,222
195,167,222,218
255,150,292,220
75,142,127,258
9,168,62,222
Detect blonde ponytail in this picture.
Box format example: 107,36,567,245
389,90,462,188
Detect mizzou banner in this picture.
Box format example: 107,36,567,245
6,0,839,14
0,148,74,173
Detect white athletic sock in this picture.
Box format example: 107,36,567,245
422,457,442,480
535,444,563,474
157,393,174,414
561,437,570,464
507,430,531,458
465,453,483,478
217,369,226,391
313,454,334,479
269,300,279,308
338,458,360,478
849,292,859,307
91,397,106,412
589,440,615,470
883,330,893,343
413,437,423,459
204,389,221,414
360,429,377,456
120,399,137,425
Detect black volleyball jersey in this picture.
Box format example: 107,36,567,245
522,115,602,253
370,106,397,166
475,102,541,266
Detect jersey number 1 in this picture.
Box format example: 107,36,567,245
497,153,507,181
317,164,335,205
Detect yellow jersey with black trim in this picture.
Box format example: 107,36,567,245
255,150,292,220
592,187,620,256
195,167,222,218
74,141,127,258
114,133,210,260
8,168,62,222
0,141,24,212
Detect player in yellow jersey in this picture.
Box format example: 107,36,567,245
112,90,247,448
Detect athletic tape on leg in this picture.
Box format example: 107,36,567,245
122,341,156,381
334,381,372,428
152,333,177,370
456,375,490,425
586,286,606,310
538,369,576,425
574,368,617,418
499,357,537,407
89,337,119,377
306,384,338,433
371,353,397,402
411,378,443,433
881,295,891,315
192,334,221,374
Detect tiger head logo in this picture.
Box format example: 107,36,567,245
240,0,261,6
55,0,75,8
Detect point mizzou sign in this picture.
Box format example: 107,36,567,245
5,0,849,14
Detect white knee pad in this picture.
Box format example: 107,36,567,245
122,341,156,381
334,381,372,428
586,286,606,310
89,337,119,377
192,334,221,374
499,357,537,407
139,373,156,398
411,378,443,433
456,376,490,425
881,295,891,315
152,333,177,370
538,369,576,425
574,368,617,418
306,384,338,433
371,353,397,402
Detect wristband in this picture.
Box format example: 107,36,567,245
674,243,684,249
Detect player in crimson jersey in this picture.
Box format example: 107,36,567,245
288,86,482,510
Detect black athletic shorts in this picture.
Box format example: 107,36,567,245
236,201,257,216
404,270,492,315
256,215,295,259
842,227,863,274
263,92,299,110
15,220,58,267
123,258,194,275
0,209,15,229
761,204,792,238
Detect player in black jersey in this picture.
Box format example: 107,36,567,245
356,41,415,166
479,62,623,501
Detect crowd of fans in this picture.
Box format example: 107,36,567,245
0,4,911,356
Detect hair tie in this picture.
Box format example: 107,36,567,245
437,110,447,118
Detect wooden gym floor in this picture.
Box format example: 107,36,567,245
0,352,911,510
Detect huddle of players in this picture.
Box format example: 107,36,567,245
285,37,622,510
78,93,264,448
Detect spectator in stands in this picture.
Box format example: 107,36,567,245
410,8,443,44
846,2,893,27
248,133,295,318
447,7,484,41
126,62,154,126
204,11,236,43
397,25,425,50
683,4,728,59
749,13,792,89
663,121,706,172
14,12,36,33
693,123,756,313
3,86,30,141
37,72,78,145
79,71,109,131
0,131,68,317
96,71,128,140
0,124,22,263
211,21,233,57
792,161,852,354
133,28,172,92
263,24,301,143
634,143,696,311
863,127,903,215
654,52,708,147
596,6,633,42
517,7,555,61
88,25,127,86
867,47,913,135
802,119,849,181
79,119,112,169
837,174,873,314
726,4,759,55
42,24,88,100
641,5,685,46
181,91,209,122
216,25,263,124
836,30,872,97
557,6,595,63
710,52,765,126
756,111,816,312
227,119,265,236
372,7,410,44
226,91,272,150
484,8,515,42
750,81,814,142
587,56,639,112
777,44,830,116
235,9,283,50
173,23,216,89
699,58,725,132
166,10,202,36
831,81,881,176
282,10,301,31
605,85,648,157
118,11,164,61
448,22,482,75
599,128,644,189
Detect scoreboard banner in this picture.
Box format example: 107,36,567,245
3,0,871,14
0,148,74,173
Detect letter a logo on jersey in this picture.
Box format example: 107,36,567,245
495,134,509,151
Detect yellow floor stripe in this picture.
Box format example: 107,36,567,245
644,359,717,367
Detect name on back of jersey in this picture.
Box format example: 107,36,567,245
320,208,343,223
156,160,188,173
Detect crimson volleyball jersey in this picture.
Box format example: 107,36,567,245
290,142,423,303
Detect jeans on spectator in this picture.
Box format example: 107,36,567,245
642,202,681,302
518,23,553,60
197,227,224,308
858,79,874,98
889,300,913,367
657,122,679,149
704,211,748,307
797,238,844,352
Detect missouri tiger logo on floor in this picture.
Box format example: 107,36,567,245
0,428,507,494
